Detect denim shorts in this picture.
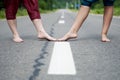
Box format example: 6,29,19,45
81,0,115,6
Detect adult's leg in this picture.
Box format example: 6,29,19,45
59,6,90,41
23,0,56,41
101,0,114,42
5,0,23,42
32,19,56,41
7,20,23,42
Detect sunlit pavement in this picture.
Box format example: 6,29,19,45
0,9,120,80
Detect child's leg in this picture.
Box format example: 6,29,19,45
101,0,115,42
58,6,90,41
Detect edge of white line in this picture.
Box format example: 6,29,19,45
48,42,76,75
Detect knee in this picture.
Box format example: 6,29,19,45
28,11,41,20
103,0,115,6
5,9,16,20
81,0,97,7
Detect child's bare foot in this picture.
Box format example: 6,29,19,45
13,37,24,43
38,32,56,41
101,34,110,42
58,33,77,41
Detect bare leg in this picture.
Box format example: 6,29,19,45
32,19,56,41
7,20,23,42
59,6,90,41
101,6,113,42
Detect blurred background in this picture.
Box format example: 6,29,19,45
0,0,120,19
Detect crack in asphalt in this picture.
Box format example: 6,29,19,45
29,15,61,80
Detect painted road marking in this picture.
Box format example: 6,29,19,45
58,11,65,24
58,20,65,24
48,42,76,75
61,12,64,18
61,16,64,19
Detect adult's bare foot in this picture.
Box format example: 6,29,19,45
38,32,56,41
13,37,24,43
101,34,110,42
58,33,77,41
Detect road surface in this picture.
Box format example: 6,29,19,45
0,9,120,80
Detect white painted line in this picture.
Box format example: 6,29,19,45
58,11,65,24
61,12,64,18
62,12,64,16
58,20,65,24
61,16,64,18
48,42,76,75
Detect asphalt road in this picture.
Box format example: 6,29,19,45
0,9,120,80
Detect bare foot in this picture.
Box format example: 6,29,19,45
13,37,24,43
58,33,77,41
101,34,110,42
38,32,56,41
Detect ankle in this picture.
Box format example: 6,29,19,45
13,34,20,38
102,33,107,36
69,29,77,34
13,35,17,38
